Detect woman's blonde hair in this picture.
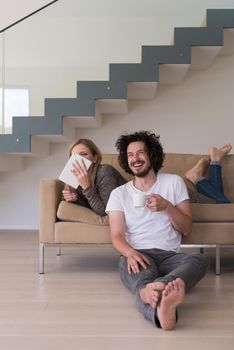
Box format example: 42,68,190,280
68,138,102,187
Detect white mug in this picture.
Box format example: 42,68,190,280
133,192,147,208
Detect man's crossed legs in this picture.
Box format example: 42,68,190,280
118,248,209,330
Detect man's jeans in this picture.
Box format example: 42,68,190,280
118,248,209,326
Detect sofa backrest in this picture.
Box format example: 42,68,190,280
102,153,234,202
102,154,132,181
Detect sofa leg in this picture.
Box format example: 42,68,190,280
215,245,221,275
57,246,61,256
39,243,45,274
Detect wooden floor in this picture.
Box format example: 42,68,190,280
0,230,234,350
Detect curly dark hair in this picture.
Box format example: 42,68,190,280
115,131,165,175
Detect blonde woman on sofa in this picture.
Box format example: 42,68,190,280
61,138,126,216
185,144,232,204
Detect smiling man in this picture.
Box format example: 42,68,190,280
106,131,209,330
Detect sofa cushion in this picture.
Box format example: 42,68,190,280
182,222,234,244
55,221,111,244
191,203,234,222
57,201,109,225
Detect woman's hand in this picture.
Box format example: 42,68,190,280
71,159,92,190
62,187,78,202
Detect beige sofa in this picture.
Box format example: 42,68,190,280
39,153,234,274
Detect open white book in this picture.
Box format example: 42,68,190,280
58,153,92,189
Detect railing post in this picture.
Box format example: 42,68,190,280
1,32,5,134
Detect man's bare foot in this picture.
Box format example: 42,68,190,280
185,157,209,184
156,278,185,331
209,144,232,162
140,281,165,309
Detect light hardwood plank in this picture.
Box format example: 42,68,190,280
0,230,234,350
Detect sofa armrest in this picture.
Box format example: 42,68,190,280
39,178,63,243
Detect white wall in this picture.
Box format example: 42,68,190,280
0,0,234,228
0,0,51,29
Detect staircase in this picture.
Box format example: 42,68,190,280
1,9,234,171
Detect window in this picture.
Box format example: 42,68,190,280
0,88,29,134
